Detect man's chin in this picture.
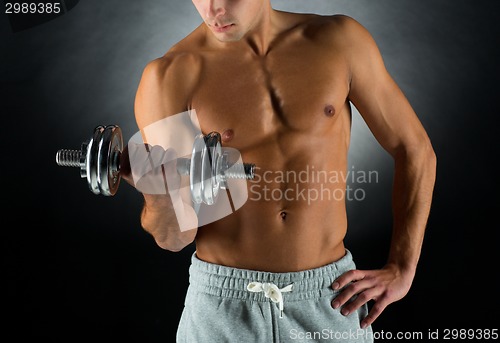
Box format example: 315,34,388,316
214,35,243,43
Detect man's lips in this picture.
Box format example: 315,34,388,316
210,23,235,33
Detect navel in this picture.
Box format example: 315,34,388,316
222,129,234,143
324,104,336,117
280,211,287,221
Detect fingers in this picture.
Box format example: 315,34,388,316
332,269,366,290
331,269,384,329
128,142,181,195
156,148,198,231
162,148,181,193
331,270,375,312
361,301,388,329
335,286,377,314
330,268,405,329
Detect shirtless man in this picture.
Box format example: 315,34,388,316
127,1,437,342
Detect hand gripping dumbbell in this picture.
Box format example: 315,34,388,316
55,125,256,205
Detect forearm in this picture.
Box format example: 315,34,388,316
388,142,437,276
141,194,197,252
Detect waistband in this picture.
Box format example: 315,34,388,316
187,249,355,302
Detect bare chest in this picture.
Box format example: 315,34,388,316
190,41,351,143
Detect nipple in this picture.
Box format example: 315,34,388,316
324,105,335,117
222,129,234,143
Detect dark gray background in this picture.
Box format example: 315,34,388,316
2,0,499,341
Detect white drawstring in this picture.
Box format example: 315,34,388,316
247,282,294,318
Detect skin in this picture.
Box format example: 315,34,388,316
123,0,437,329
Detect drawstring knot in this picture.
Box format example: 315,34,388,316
247,282,294,318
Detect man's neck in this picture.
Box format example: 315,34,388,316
243,5,276,55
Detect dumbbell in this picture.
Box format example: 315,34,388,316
55,125,256,205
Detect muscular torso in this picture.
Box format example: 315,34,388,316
170,14,352,272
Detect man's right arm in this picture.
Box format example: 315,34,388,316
133,55,199,251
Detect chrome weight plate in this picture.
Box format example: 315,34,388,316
97,125,123,196
85,125,105,195
190,133,206,204
201,132,222,205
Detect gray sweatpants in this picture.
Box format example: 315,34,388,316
176,249,374,342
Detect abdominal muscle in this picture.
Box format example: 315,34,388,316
195,199,348,273
194,136,350,273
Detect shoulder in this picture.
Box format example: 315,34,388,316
301,14,383,74
301,14,374,45
140,24,206,88
135,48,202,128
140,49,202,90
134,27,207,128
